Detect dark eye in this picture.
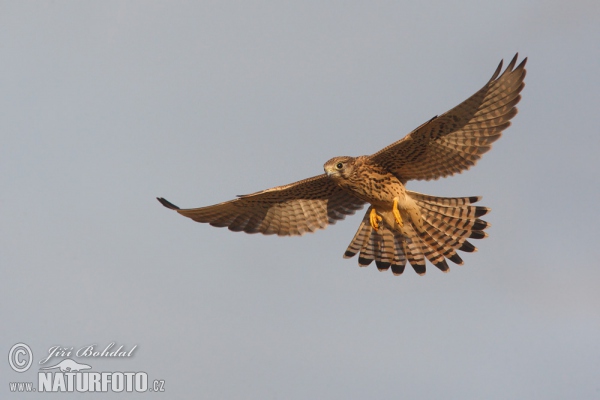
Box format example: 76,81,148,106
336,162,343,170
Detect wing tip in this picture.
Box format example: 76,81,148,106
505,53,519,73
491,58,503,80
157,197,180,210
492,53,527,81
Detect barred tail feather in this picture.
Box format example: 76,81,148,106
402,223,427,275
343,195,490,275
344,207,408,274
391,233,407,275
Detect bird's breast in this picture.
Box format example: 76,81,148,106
341,168,406,208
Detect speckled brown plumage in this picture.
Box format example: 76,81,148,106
158,54,526,275
158,175,364,236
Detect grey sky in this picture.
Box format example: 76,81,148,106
2,1,599,399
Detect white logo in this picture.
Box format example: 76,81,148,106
8,343,32,373
7,342,165,393
39,359,91,372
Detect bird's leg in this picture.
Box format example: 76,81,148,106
393,198,404,227
369,208,383,231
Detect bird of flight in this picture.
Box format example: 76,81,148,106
158,54,527,276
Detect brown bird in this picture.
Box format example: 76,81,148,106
158,54,527,276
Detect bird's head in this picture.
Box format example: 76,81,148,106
324,156,356,182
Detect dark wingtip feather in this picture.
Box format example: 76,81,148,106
469,196,481,204
517,57,528,72
505,53,519,73
490,59,503,81
157,197,180,210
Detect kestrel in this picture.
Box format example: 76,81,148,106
158,54,527,276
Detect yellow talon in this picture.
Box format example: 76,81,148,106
393,198,404,227
369,208,383,231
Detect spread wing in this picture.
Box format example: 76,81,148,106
370,54,527,181
157,175,365,236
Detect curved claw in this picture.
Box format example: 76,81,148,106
369,208,383,231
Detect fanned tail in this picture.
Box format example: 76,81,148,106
343,192,490,275
344,207,409,276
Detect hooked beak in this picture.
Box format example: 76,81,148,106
324,166,339,178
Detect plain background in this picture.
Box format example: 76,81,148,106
2,1,599,399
